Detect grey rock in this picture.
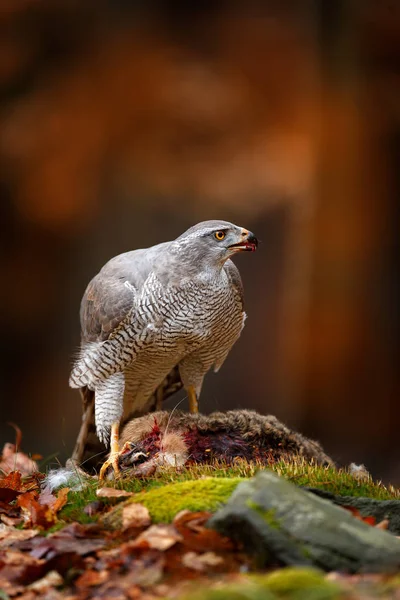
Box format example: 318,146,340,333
208,471,400,573
306,488,400,535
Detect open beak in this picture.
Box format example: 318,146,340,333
229,229,258,253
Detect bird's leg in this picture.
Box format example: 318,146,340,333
99,421,121,479
187,385,199,413
155,384,164,411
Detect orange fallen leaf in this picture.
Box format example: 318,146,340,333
75,568,109,588
53,487,69,513
38,486,69,513
173,511,233,552
343,506,376,526
17,491,56,530
0,471,22,491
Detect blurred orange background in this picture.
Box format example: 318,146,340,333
0,1,399,482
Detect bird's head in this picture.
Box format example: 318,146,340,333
174,220,258,268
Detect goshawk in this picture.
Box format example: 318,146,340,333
69,220,257,477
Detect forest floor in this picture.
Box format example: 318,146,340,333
1,443,400,599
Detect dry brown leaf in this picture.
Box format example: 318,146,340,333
0,549,42,567
173,510,233,552
0,576,25,597
38,486,56,507
17,491,56,529
0,470,22,490
132,524,182,551
0,445,38,477
122,503,151,530
75,568,109,588
375,519,390,530
0,487,20,503
97,487,134,499
181,550,224,571
27,570,63,592
39,486,69,514
53,487,70,513
0,514,23,527
0,524,39,548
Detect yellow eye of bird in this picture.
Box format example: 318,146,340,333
214,231,226,241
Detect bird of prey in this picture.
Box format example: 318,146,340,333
69,220,257,478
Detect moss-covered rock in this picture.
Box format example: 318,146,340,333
209,471,400,573
102,477,242,527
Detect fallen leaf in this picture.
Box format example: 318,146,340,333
75,568,109,588
27,570,63,592
342,506,376,526
38,486,56,507
174,511,233,552
122,503,151,530
0,471,22,491
375,519,389,530
0,524,39,549
97,487,134,499
181,551,224,571
0,446,38,477
0,471,41,503
0,575,25,597
17,491,56,529
1,514,23,527
0,488,20,503
28,527,106,559
53,487,69,513
132,524,182,551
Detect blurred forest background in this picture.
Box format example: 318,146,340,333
0,1,399,482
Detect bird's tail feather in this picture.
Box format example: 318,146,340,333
71,387,108,472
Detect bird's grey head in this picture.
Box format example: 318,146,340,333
173,220,258,270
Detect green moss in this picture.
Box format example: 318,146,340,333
185,582,275,600
262,567,341,599
105,477,241,526
56,457,399,528
180,569,343,600
246,501,281,530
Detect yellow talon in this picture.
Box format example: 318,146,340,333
99,421,121,480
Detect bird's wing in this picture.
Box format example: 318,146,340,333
224,259,244,310
70,247,163,389
80,248,153,344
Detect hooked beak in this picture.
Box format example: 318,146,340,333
229,229,258,253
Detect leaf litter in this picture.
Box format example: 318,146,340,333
1,434,400,599
0,458,249,599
